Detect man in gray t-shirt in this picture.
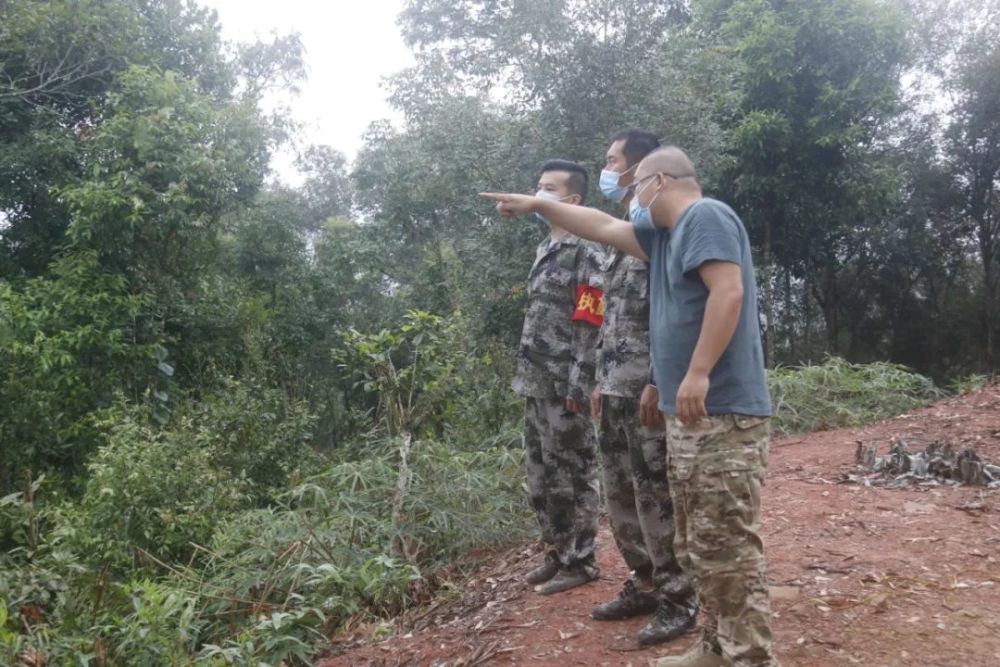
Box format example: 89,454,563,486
482,146,778,667
632,197,772,418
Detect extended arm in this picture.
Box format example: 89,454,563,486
480,193,649,261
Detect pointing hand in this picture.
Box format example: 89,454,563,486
479,192,539,217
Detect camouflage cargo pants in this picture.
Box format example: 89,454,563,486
524,396,600,567
598,395,688,594
667,414,776,667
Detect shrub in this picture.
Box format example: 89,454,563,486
1,425,531,666
0,251,156,490
73,413,248,570
948,373,990,395
769,356,943,434
190,378,322,498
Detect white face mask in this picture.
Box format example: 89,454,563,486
629,175,660,227
599,164,637,203
534,190,573,224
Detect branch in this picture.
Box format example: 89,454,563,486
0,53,116,101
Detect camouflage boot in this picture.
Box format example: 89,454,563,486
638,598,698,646
534,559,599,595
655,642,730,667
591,579,658,620
525,550,560,585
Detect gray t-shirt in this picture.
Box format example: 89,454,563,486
632,197,772,416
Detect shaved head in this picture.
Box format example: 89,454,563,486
636,146,698,184
630,145,704,229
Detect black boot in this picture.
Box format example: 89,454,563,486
637,599,698,646
525,550,560,585
591,579,659,620
534,559,600,595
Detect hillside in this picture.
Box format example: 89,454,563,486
318,382,1000,666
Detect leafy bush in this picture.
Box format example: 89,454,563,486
190,378,321,498
186,435,530,661
1,425,530,666
73,414,248,570
0,478,102,666
948,373,991,395
769,356,943,434
72,382,319,570
333,310,521,446
0,251,156,489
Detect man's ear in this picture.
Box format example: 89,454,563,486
569,193,583,206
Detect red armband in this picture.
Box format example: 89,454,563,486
572,285,605,326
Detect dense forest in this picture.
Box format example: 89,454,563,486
1,0,997,663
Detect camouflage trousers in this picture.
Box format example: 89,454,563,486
524,396,600,568
667,415,776,667
597,395,688,596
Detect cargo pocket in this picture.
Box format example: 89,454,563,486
698,415,767,475
667,416,729,481
667,432,698,481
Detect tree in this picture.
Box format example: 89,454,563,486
944,2,1000,370
0,252,154,489
699,0,910,363
60,66,271,299
0,0,304,486
0,0,234,278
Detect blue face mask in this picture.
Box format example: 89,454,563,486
599,164,636,203
534,190,570,224
628,176,660,227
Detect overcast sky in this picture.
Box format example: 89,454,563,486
200,0,413,182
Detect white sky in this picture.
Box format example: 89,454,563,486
199,0,413,183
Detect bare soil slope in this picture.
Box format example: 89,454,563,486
319,382,1000,666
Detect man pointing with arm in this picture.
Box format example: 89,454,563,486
482,146,778,667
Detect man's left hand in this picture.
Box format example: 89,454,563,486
675,371,709,425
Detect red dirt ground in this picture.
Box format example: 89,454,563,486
317,382,1000,667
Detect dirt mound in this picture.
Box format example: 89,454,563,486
318,382,1000,666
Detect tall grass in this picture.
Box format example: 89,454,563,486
0,430,531,666
769,356,943,434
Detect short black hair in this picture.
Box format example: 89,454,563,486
610,128,661,168
540,159,589,204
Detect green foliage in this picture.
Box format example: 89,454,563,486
943,3,1000,369
0,251,156,488
0,477,99,666
0,0,236,279
0,431,529,666
184,435,527,660
333,310,518,441
73,412,248,570
61,65,269,295
704,0,912,362
192,379,321,495
110,580,204,665
769,357,943,434
948,374,990,396
72,384,319,569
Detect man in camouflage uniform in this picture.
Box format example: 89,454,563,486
482,145,777,666
588,130,698,646
515,159,606,595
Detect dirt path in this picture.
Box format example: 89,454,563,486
318,384,1000,666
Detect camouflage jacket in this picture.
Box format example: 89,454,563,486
596,248,652,399
511,233,605,403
